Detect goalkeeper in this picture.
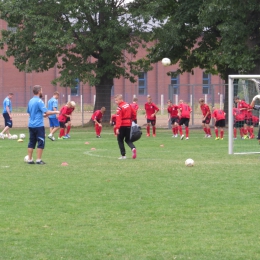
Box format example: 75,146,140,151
250,95,260,142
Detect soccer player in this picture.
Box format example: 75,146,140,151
64,101,76,138
178,100,192,140
198,98,212,138
233,105,245,139
47,91,60,141
0,92,14,139
26,85,59,164
130,97,139,123
212,107,226,140
110,113,117,136
250,94,260,143
167,100,179,137
144,95,159,137
58,101,73,139
91,107,106,138
114,94,136,159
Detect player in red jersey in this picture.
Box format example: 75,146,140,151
178,100,192,140
167,100,179,137
199,98,212,138
110,113,117,136
144,95,159,137
233,105,245,139
58,102,73,139
130,97,139,123
64,101,75,138
212,107,226,140
91,107,106,138
115,94,137,159
250,94,260,144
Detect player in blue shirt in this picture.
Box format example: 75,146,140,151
0,93,14,139
47,91,60,141
26,85,60,165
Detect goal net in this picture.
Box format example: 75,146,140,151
228,75,260,154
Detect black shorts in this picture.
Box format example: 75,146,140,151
215,119,225,127
59,121,66,128
171,117,179,125
65,117,71,123
28,126,45,149
202,115,211,125
147,119,156,126
245,118,254,126
234,120,245,128
179,118,190,127
3,113,12,128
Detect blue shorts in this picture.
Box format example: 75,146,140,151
3,113,12,128
49,118,59,128
28,127,45,149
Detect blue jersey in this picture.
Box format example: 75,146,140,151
3,97,12,113
47,97,58,118
27,96,48,127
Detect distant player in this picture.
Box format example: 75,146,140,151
58,102,73,139
250,94,260,143
110,113,117,136
91,107,106,138
64,101,76,138
167,100,179,137
130,97,139,123
178,100,192,140
233,105,245,139
199,98,212,138
245,105,255,139
47,91,59,141
212,107,226,140
144,95,159,137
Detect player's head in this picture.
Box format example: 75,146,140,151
8,92,14,99
53,91,59,99
133,97,138,102
66,101,72,107
114,94,123,105
167,100,172,106
199,98,204,104
147,95,152,103
234,96,240,103
101,107,106,113
33,85,43,98
179,99,184,104
70,101,76,107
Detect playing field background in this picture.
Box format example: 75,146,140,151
1,127,260,260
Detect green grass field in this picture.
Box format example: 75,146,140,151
1,127,260,260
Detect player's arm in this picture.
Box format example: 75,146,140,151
6,105,12,119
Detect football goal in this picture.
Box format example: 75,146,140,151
228,75,260,154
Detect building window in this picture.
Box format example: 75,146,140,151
203,72,211,94
171,75,179,94
138,72,147,95
71,78,80,96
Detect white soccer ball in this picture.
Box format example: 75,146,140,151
11,134,18,140
70,101,76,107
162,57,171,66
19,133,26,139
24,155,33,162
185,158,194,167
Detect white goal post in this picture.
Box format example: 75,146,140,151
228,75,260,154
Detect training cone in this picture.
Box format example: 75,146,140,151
17,139,23,142
61,162,69,166
85,142,89,144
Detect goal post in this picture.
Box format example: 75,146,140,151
228,75,260,154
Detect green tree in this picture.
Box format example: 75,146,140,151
0,0,151,121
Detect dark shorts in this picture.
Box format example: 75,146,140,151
215,119,225,127
65,117,71,123
179,118,190,127
49,118,59,128
28,126,45,149
202,115,211,125
234,120,245,128
171,117,179,125
147,119,156,126
59,121,66,128
245,118,254,126
3,113,12,128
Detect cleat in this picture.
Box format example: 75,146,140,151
132,148,137,159
152,134,156,137
146,134,150,137
234,138,237,140
220,138,224,140
186,137,189,140
215,137,219,140
27,161,35,164
172,135,175,138
118,156,126,160
243,135,249,139
66,134,71,138
62,136,69,139
36,160,46,165
180,135,184,140
207,135,212,138
48,135,55,141
96,135,101,138
58,137,63,140
175,134,178,138
204,134,208,138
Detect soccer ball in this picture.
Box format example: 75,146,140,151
161,57,171,66
19,133,26,139
24,155,33,162
11,134,18,140
70,101,76,107
185,158,194,167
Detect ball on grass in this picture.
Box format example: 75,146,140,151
185,158,194,167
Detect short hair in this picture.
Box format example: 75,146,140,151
199,98,204,102
8,92,14,96
53,91,59,96
33,85,42,95
114,94,123,100
234,96,239,100
167,99,172,103
133,97,138,102
101,107,106,112
147,95,151,98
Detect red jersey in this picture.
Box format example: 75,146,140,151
233,108,245,121
237,100,248,116
200,103,211,117
179,103,191,119
91,110,103,122
130,102,139,111
67,107,75,115
168,105,179,118
111,114,116,124
58,105,70,122
213,109,225,121
144,102,159,120
245,106,253,119
116,101,136,129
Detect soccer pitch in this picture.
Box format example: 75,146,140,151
1,128,260,259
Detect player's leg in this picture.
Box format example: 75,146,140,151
27,127,36,164
35,126,46,164
58,122,66,139
124,126,136,159
185,119,189,139
117,126,126,158
214,122,219,140
146,120,151,137
152,120,156,137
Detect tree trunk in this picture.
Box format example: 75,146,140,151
94,76,113,122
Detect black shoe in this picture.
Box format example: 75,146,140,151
36,160,46,165
96,135,101,138
27,161,35,164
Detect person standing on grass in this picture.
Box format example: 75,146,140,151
58,101,74,139
144,95,159,137
233,105,245,139
26,85,59,164
0,92,14,139
64,101,76,138
250,94,260,143
199,98,212,138
115,94,137,159
130,97,139,123
47,91,60,141
167,100,179,138
110,113,117,136
91,107,106,138
212,107,226,140
178,100,192,140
